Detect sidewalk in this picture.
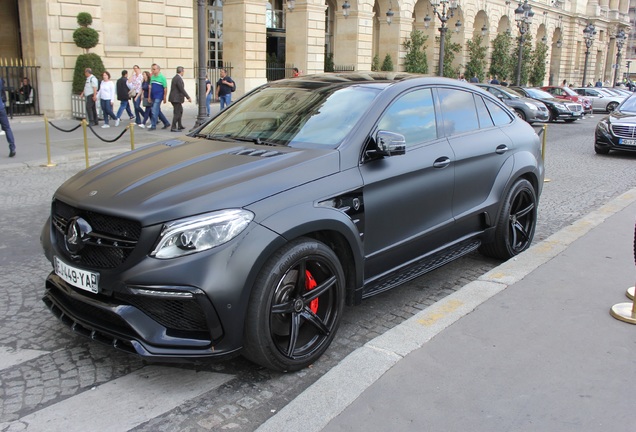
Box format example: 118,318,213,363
259,188,636,432
0,104,205,169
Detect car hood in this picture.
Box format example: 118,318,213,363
607,111,636,123
54,137,340,226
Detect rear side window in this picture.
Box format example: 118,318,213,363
484,98,513,126
438,88,480,135
377,88,437,147
475,96,494,128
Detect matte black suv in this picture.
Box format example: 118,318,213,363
41,73,544,371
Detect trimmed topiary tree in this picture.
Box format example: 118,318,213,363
381,54,394,72
72,12,104,94
371,54,381,72
403,29,428,74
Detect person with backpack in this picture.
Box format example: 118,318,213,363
215,68,235,111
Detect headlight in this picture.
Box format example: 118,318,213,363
151,209,254,259
555,103,569,112
524,102,538,110
597,120,609,132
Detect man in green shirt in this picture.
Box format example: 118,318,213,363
148,63,170,130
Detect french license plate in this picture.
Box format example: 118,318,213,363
619,138,636,146
572,111,581,116
54,256,99,294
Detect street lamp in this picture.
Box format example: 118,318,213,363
514,0,534,86
613,28,628,87
429,0,461,77
195,0,208,127
581,22,596,87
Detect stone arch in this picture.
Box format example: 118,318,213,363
549,27,563,86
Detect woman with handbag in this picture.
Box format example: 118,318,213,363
97,71,118,128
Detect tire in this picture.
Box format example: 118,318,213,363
514,109,526,121
607,101,619,112
547,110,555,122
564,119,577,123
480,179,538,260
242,237,345,371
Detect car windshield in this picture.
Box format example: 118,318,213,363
618,94,636,113
198,84,381,148
525,88,553,99
562,87,577,96
503,87,524,98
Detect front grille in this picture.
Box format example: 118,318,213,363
611,124,636,139
565,103,582,112
117,293,209,332
52,200,141,269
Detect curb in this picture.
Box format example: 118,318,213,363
256,186,636,432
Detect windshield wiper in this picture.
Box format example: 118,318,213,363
200,134,282,146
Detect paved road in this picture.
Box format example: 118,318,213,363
1,114,635,431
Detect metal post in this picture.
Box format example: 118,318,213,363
516,35,524,86
582,48,590,87
438,26,447,77
42,116,56,167
129,123,135,150
82,119,89,169
541,124,547,161
194,0,208,128
613,50,622,88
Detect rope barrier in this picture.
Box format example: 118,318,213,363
86,122,130,143
46,120,82,133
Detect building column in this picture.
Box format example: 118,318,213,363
286,0,327,75
333,9,374,71
376,16,412,71
223,0,267,96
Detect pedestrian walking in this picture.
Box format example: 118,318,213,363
0,77,16,157
97,71,117,128
148,63,170,130
79,68,99,126
115,70,134,125
215,68,235,111
129,65,144,127
168,66,191,132
205,75,212,116
139,71,152,127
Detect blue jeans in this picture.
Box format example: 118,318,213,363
0,102,16,153
206,92,213,116
219,94,231,111
150,99,170,129
116,100,133,120
100,99,117,125
133,97,143,124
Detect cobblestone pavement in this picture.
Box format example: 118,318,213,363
1,117,635,431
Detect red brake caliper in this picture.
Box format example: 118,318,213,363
305,270,319,314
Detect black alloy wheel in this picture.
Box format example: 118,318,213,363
480,179,537,260
243,238,345,371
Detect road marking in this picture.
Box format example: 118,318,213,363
417,299,464,327
7,366,233,432
0,347,50,371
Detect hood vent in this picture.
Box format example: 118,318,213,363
231,148,282,158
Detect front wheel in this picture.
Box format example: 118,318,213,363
480,179,538,260
564,119,577,123
514,109,527,122
607,101,619,112
242,238,345,371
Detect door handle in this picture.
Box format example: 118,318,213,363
433,157,451,168
495,144,509,154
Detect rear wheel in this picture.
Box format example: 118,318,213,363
242,238,345,371
607,101,619,112
480,179,538,260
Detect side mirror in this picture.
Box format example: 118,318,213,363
372,131,406,157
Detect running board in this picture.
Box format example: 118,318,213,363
361,239,481,299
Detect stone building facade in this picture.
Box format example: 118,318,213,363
1,0,631,118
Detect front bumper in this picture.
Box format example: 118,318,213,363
595,127,636,153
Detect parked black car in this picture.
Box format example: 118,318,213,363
509,86,584,122
475,83,549,123
41,73,544,371
595,93,636,154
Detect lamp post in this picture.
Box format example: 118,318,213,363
514,0,534,86
581,22,596,87
195,0,208,128
613,28,628,87
428,0,460,77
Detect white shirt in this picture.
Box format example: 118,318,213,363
97,80,116,101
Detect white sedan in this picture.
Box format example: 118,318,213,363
572,87,625,112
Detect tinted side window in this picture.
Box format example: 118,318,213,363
377,88,437,147
484,98,513,126
475,96,494,128
438,88,480,135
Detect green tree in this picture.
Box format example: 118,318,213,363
371,54,381,72
72,13,104,94
381,53,394,72
490,32,513,82
324,52,335,72
529,40,548,86
465,34,488,82
403,29,428,74
436,32,461,78
512,34,534,86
